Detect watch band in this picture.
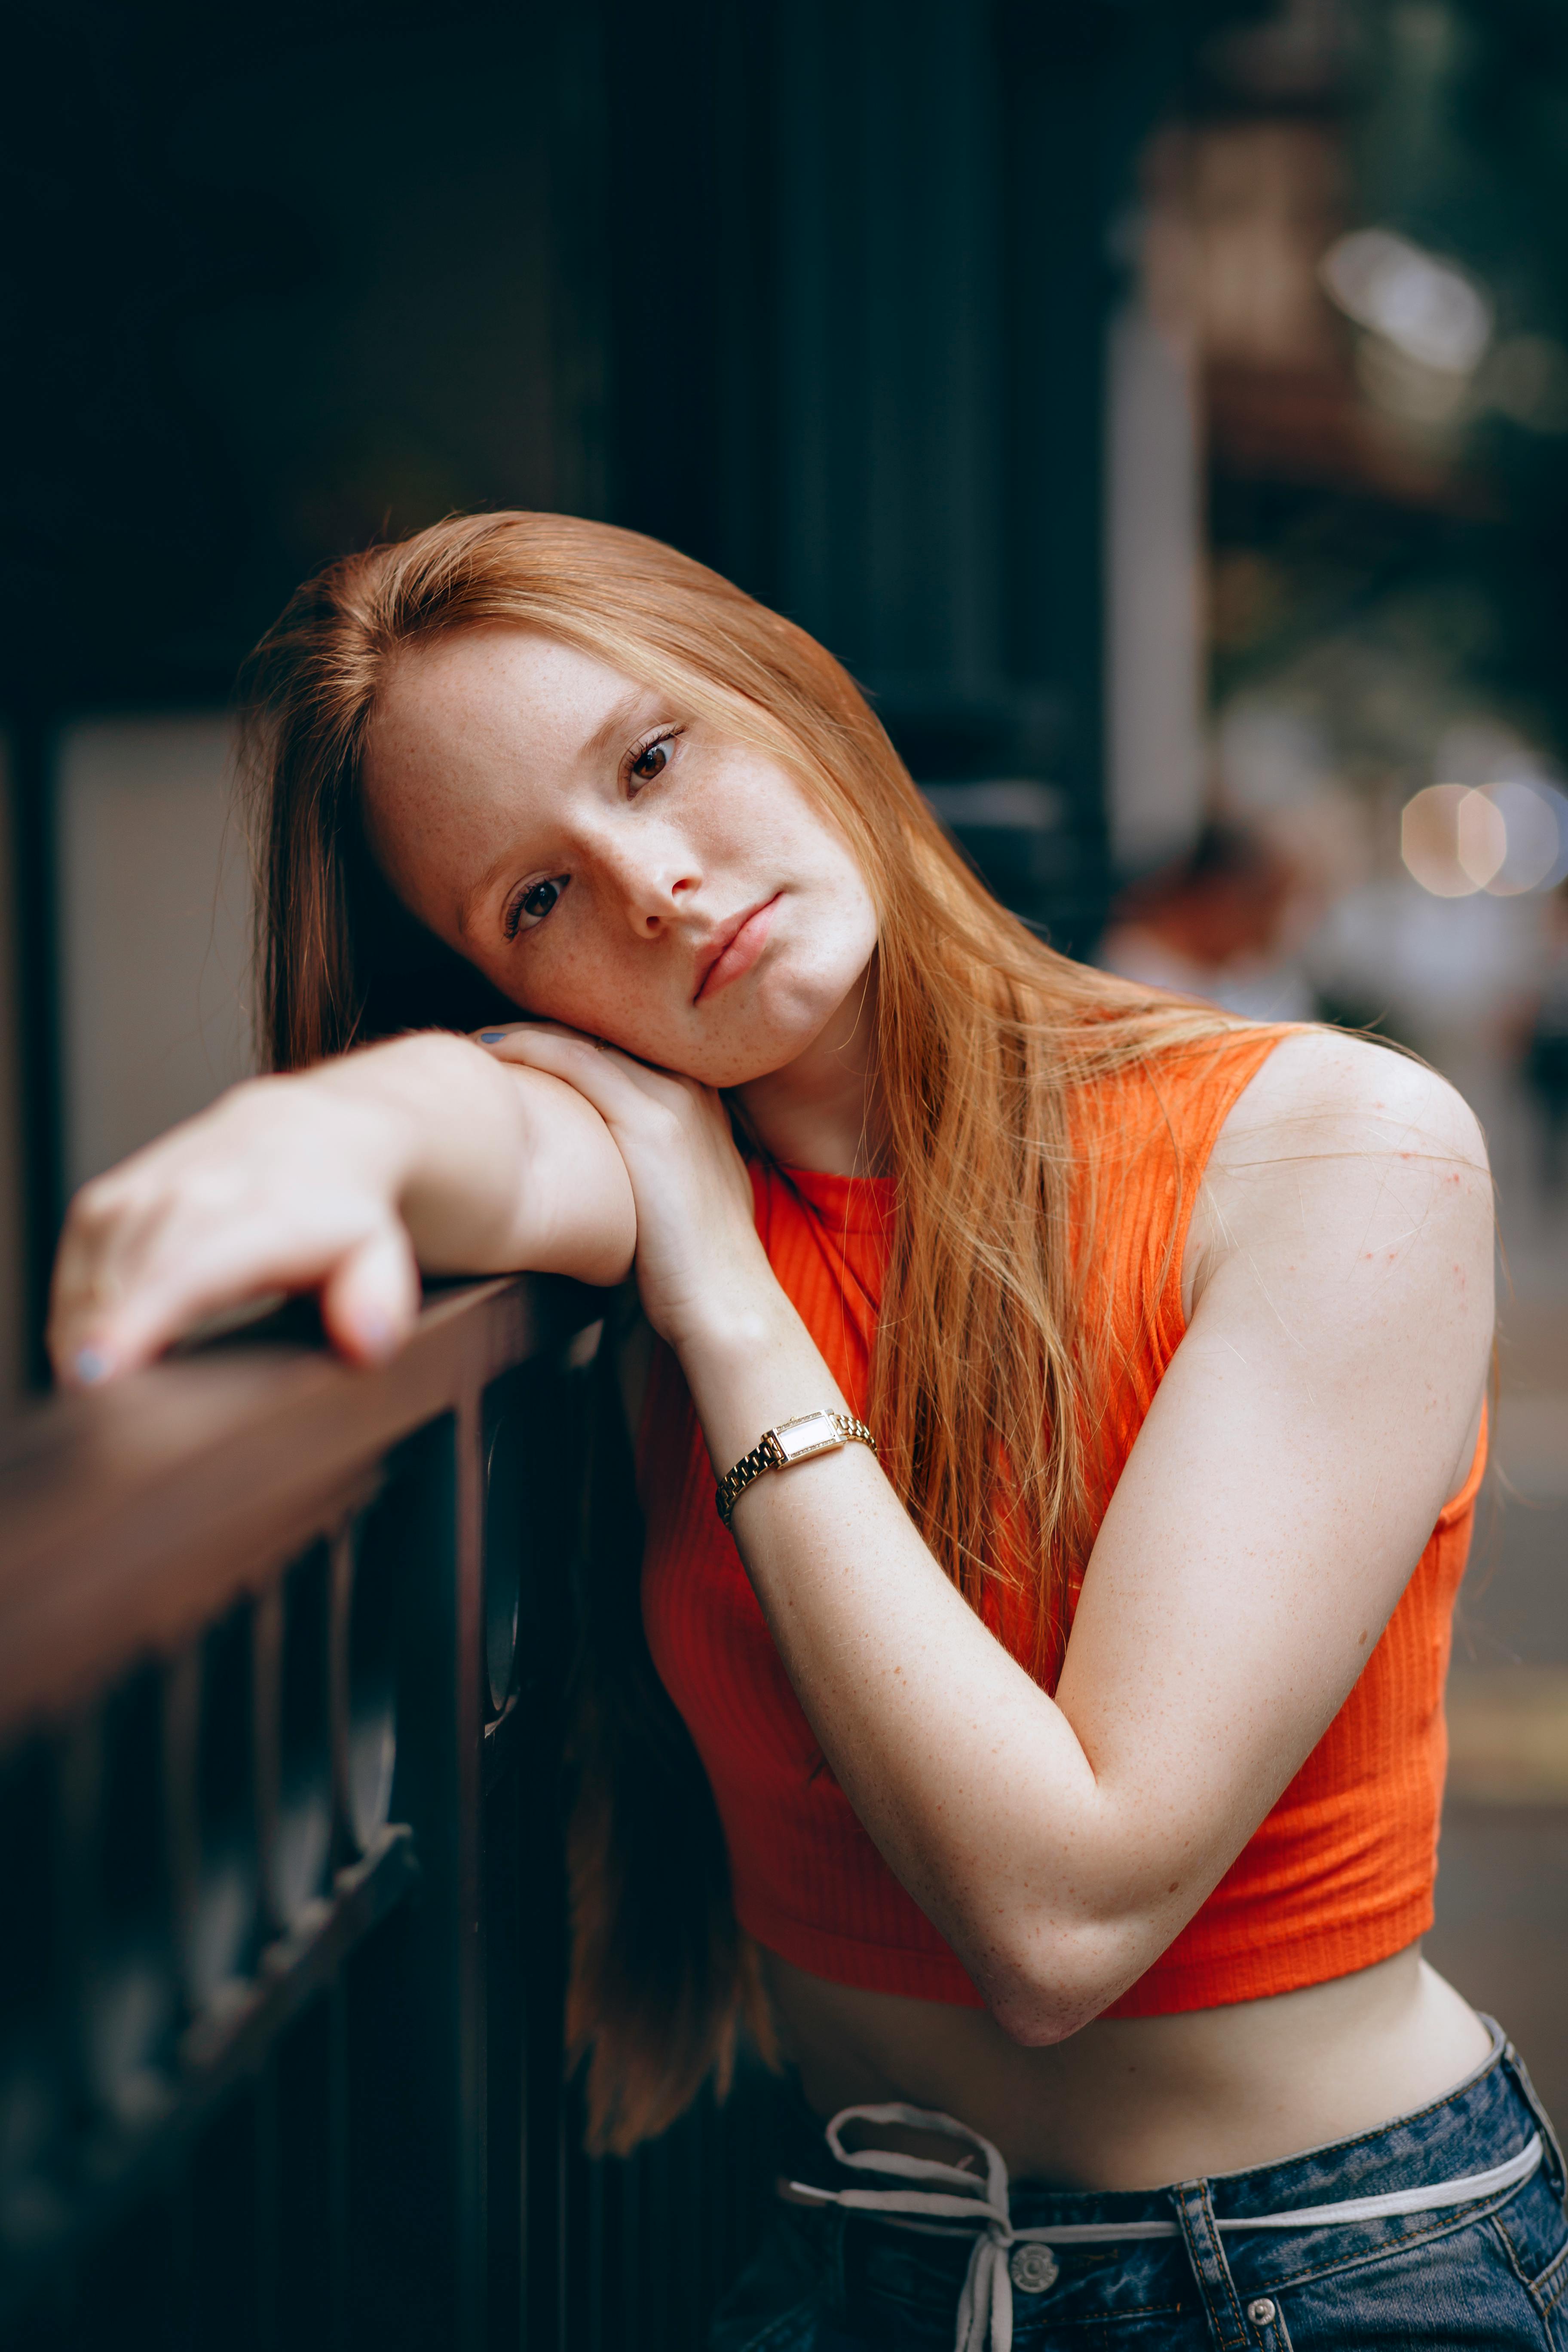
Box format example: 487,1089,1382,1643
715,1408,877,1526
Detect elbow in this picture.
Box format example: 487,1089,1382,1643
987,1998,1084,2051
986,1983,1105,2050
977,1920,1146,2049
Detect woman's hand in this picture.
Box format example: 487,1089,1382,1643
50,1070,421,1386
472,1023,774,1351
49,1031,637,1388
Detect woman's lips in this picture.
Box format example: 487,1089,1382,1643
694,895,781,1003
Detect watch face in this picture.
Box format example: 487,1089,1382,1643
774,1411,843,1463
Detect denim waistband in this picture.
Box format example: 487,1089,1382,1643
781,2021,1566,2351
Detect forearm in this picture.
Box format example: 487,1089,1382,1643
307,1031,635,1284
678,1285,1154,2041
51,1029,636,1382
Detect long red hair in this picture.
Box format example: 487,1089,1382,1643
242,510,1241,2148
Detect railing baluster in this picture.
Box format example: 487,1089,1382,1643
0,1277,781,2345
271,1994,334,2346
74,1669,178,2134
254,2047,280,2352
258,1552,333,1936
174,1605,261,2013
189,2085,261,2352
0,1740,63,2269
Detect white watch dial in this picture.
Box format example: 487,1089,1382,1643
774,1411,843,1463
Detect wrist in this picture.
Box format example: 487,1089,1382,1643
669,1286,856,1473
664,1283,800,1375
290,1045,438,1197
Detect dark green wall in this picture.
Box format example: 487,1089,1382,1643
2,0,1229,812
0,0,1232,1374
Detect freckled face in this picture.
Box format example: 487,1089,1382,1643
360,627,879,1087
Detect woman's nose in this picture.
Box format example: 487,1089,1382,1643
598,835,699,935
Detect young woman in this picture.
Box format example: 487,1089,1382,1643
51,514,1565,2349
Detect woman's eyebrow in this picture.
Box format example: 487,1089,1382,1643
582,685,654,760
458,841,531,938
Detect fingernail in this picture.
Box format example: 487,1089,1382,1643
479,1031,506,1043
74,1345,113,1385
358,1313,395,1360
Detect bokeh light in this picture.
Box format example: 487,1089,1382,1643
1482,780,1568,895
1401,780,1567,898
1320,229,1493,374
1402,784,1504,895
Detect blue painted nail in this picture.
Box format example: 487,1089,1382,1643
480,1031,506,1043
74,1346,111,1384
357,1314,396,1360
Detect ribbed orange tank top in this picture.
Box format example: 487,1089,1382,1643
640,1029,1487,2015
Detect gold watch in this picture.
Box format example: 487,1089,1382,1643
715,1409,877,1526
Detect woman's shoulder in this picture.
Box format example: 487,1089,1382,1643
1205,1026,1487,1176
1074,1018,1483,1173
1187,1027,1491,1327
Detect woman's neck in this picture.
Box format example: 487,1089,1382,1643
735,962,884,1178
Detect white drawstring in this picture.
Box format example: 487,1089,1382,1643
785,2102,1054,2352
787,2103,1544,2352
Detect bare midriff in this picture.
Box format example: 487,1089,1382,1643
763,1942,1494,2190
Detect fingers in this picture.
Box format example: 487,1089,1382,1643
473,1019,601,1051
52,1241,263,1387
475,1024,643,1123
52,1215,422,1388
319,1219,422,1365
474,1020,633,1078
49,1187,172,1385
473,1022,707,1133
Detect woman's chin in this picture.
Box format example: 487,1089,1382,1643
673,1042,802,1090
695,1016,861,1093
648,1021,830,1093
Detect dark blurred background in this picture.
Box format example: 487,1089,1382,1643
2,0,1566,2108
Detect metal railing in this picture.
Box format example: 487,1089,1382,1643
0,1277,778,2349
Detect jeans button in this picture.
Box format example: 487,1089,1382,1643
1247,2300,1277,2327
1009,2244,1060,2293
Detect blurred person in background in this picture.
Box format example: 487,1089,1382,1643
1099,819,1320,1022
46,515,1560,2350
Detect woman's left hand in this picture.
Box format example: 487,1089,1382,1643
473,1023,775,1351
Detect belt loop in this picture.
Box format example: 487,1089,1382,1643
1170,2179,1250,2351
1498,2036,1568,2205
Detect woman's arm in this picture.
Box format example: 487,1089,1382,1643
482,1025,1491,2045
48,1030,636,1384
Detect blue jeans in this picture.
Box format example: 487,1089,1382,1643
709,2024,1568,2349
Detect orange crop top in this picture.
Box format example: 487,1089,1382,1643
639,1028,1487,2016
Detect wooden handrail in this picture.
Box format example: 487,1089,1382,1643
0,1277,591,1737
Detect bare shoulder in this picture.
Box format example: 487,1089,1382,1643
1208,1026,1488,1173
1187,1027,1492,1326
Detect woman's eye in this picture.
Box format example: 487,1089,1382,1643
506,876,567,938
630,733,677,784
